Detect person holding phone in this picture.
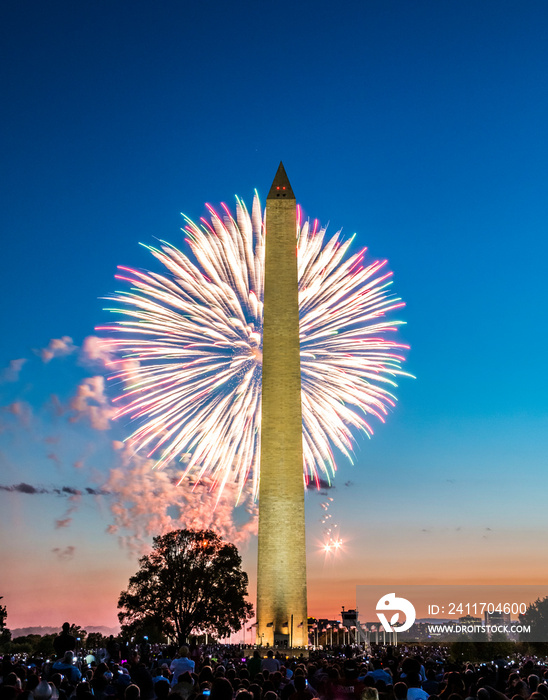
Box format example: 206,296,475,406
170,646,195,686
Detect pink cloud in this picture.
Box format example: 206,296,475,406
7,401,33,427
69,376,115,430
54,492,82,529
48,395,65,417
104,447,258,555
38,336,76,363
1,358,27,383
47,452,62,468
80,336,116,369
80,336,140,385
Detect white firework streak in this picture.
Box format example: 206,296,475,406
99,193,409,501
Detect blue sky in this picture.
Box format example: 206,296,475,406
1,0,548,629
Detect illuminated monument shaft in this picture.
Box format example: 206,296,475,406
256,163,307,647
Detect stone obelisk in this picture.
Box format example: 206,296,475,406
256,163,308,648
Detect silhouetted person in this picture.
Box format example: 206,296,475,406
288,676,315,700
53,623,76,659
210,678,234,700
247,652,261,680
394,683,408,700
261,651,280,674
154,680,171,700
106,635,121,663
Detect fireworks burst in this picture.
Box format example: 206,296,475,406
99,193,409,500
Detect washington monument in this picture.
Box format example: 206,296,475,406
256,163,308,647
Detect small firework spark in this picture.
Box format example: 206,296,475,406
322,537,343,554
100,193,409,499
319,496,344,555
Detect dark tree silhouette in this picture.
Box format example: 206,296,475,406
118,529,253,644
0,598,9,647
520,596,548,644
0,598,6,631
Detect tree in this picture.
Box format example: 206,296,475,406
85,632,106,650
118,529,253,644
0,597,10,650
35,634,56,657
519,596,548,654
0,597,7,630
119,615,169,644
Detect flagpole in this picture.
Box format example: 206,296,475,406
290,614,293,649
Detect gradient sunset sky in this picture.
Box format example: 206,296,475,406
1,0,548,633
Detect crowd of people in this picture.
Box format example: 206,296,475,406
2,624,548,700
